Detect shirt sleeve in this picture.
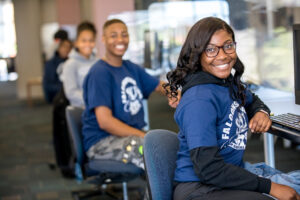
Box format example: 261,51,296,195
83,67,112,111
244,89,271,119
134,63,159,99
62,61,84,106
43,60,62,91
176,98,218,150
190,146,271,193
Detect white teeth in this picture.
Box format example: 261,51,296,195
215,64,228,69
116,45,125,50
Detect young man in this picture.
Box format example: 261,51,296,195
82,19,176,168
42,39,72,103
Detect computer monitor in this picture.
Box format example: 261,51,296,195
293,24,300,105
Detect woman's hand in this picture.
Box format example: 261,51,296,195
249,111,272,133
270,182,300,200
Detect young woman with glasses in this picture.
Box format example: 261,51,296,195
164,17,300,200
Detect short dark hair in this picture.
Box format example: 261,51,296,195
54,29,68,40
76,21,97,38
102,19,126,32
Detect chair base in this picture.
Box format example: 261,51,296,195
70,183,145,200
71,187,121,200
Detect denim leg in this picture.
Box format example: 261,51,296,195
244,162,300,193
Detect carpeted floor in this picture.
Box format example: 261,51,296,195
0,81,299,200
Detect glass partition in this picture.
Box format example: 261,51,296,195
110,0,300,92
0,0,17,81
0,0,16,58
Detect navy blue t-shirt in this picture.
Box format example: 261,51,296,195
174,84,253,182
82,59,159,152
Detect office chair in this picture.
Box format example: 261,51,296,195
65,106,144,200
143,129,179,200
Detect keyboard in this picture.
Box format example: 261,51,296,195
271,113,300,132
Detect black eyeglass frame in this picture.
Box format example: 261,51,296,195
204,41,237,58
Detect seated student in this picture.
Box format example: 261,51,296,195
44,29,69,62
42,39,72,103
164,17,300,200
61,21,98,107
82,19,176,169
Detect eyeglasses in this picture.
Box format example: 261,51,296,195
204,42,236,58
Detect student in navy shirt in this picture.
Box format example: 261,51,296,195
42,39,72,103
82,19,177,169
164,17,300,200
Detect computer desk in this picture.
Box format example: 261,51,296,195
255,87,300,168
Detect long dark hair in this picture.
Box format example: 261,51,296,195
164,17,246,105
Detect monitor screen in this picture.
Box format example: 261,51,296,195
293,24,300,105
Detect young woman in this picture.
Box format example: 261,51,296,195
164,17,300,200
61,21,98,107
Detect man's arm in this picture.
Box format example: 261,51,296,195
154,80,167,95
95,106,145,138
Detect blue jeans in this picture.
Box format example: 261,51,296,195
244,162,300,194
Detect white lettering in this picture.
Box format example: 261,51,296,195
229,113,233,121
223,127,230,134
225,121,232,127
222,134,229,139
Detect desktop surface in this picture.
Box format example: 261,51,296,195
270,113,300,144
254,86,300,115
254,86,300,143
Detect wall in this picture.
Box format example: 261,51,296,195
56,0,81,25
294,7,300,23
80,0,93,22
12,0,134,99
91,0,134,57
13,0,43,99
41,0,57,23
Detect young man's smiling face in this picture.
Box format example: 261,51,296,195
102,22,129,59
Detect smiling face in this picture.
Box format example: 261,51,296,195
57,40,72,59
75,30,96,59
200,29,237,79
102,22,129,60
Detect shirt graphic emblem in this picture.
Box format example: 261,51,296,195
221,101,248,150
228,111,248,150
121,77,143,115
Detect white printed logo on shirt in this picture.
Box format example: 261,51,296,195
221,101,248,150
228,111,248,150
121,77,143,115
